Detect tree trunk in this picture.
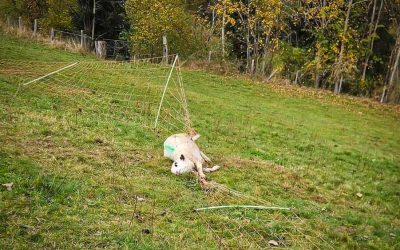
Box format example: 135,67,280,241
315,71,321,88
91,0,96,40
388,36,400,86
209,3,216,41
261,35,270,76
334,0,353,94
246,10,251,73
221,0,226,58
95,41,106,58
381,31,400,102
339,75,344,93
294,70,299,85
361,0,383,82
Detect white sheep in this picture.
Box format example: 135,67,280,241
164,133,220,185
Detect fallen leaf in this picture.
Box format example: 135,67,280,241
268,240,279,246
2,182,13,191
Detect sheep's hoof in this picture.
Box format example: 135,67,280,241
200,179,217,192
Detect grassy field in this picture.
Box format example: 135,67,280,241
1,31,400,249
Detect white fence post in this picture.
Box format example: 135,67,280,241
33,19,37,36
18,16,22,32
155,55,179,129
80,30,84,48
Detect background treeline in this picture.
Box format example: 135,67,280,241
1,0,400,103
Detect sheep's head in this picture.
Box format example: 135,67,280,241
171,154,194,175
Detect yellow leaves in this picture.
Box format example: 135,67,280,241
210,0,284,38
41,0,77,30
331,44,340,55
271,37,280,51
126,0,207,56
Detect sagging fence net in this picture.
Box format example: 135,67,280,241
0,55,333,249
1,55,190,137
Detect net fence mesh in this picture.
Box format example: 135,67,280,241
0,55,332,249
2,55,190,135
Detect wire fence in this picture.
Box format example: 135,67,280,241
0,55,336,249
0,15,339,249
2,16,131,60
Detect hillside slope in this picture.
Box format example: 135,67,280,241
1,32,399,249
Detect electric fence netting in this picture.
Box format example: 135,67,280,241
1,55,190,136
0,55,333,249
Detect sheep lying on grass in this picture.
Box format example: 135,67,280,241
164,133,220,187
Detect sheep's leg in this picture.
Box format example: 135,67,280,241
203,165,221,173
200,151,212,163
195,162,206,180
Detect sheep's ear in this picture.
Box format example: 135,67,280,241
180,154,185,160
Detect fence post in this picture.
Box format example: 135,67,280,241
33,19,37,36
7,16,11,28
80,30,84,48
50,27,54,41
250,59,255,75
95,41,106,58
18,16,22,32
163,35,168,64
294,70,299,85
208,51,212,63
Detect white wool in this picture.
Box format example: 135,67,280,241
164,133,202,163
163,133,220,176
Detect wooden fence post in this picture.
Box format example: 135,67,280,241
294,70,299,84
208,51,212,63
7,16,11,28
163,35,168,63
33,19,37,36
50,28,54,41
80,30,84,48
95,41,106,58
18,16,22,32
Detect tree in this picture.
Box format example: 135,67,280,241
72,0,127,39
0,0,46,22
41,0,77,30
361,0,383,83
125,0,207,56
209,0,283,74
333,0,353,94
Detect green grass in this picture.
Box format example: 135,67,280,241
1,31,400,249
